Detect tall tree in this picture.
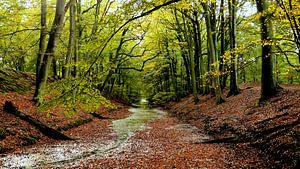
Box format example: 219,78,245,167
36,0,47,81
62,0,76,78
34,0,73,104
182,11,199,103
73,0,82,78
227,0,240,97
256,0,277,102
202,2,224,104
219,0,227,89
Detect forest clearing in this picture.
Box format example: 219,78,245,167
0,0,300,168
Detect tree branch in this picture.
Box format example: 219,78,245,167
61,0,180,96
120,52,161,71
0,28,40,38
276,45,300,72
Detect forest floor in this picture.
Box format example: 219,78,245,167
166,83,300,169
0,69,299,168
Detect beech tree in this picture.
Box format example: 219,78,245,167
227,0,240,97
255,0,278,102
36,0,47,79
62,0,76,79
34,0,74,104
202,2,224,104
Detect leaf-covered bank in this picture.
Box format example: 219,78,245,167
0,91,131,153
166,84,300,168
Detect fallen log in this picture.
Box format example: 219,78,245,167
3,101,73,140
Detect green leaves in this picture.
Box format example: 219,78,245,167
39,77,116,117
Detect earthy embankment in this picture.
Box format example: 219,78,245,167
166,84,300,168
0,91,130,153
0,69,131,153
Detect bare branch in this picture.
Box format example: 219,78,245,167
0,28,40,38
276,45,300,72
120,52,161,71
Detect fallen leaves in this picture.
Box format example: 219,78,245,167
167,83,300,168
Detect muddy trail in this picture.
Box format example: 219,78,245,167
0,105,269,168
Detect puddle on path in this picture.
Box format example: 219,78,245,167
0,107,165,168
111,108,165,141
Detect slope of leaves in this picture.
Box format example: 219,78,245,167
0,69,35,93
0,91,130,153
167,84,300,168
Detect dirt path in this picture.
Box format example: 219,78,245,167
73,114,269,168
1,107,271,168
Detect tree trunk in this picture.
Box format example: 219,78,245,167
91,0,102,38
36,0,47,80
191,12,200,93
4,101,73,140
202,2,224,104
34,0,67,104
219,0,226,89
52,58,58,78
183,12,198,103
256,0,277,102
73,0,81,78
63,1,75,79
100,28,128,92
227,0,240,97
196,18,204,94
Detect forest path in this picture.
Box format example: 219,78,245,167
75,113,270,168
0,107,268,168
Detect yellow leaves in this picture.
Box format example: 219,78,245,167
39,77,116,116
254,39,277,47
175,0,192,10
254,12,263,20
199,0,216,4
176,41,188,47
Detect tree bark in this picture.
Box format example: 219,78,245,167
34,0,68,104
183,11,199,103
256,0,277,102
91,0,102,38
202,2,224,104
227,0,240,97
191,12,201,93
63,0,75,79
73,0,81,78
100,28,128,92
36,0,47,80
219,0,226,89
